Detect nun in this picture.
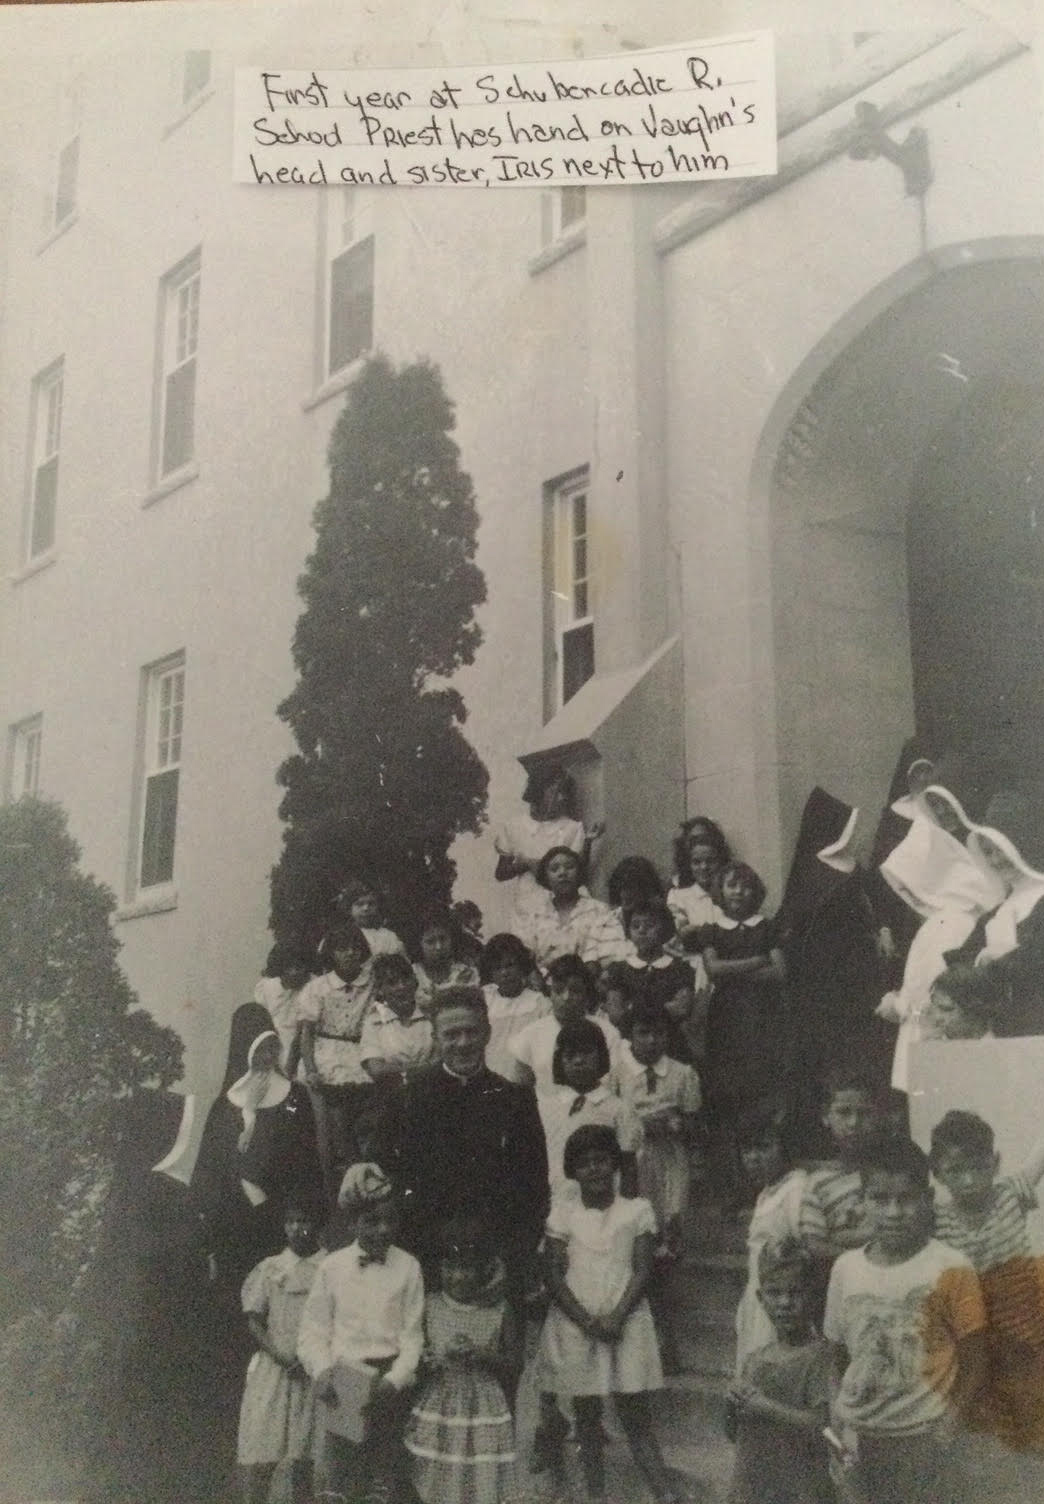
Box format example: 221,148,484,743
776,787,888,1148
943,786,1044,1036
191,1001,322,1294
875,779,1005,1089
79,1090,226,1504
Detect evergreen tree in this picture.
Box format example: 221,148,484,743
272,354,489,948
0,796,183,1321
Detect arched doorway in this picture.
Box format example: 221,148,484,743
765,244,1044,857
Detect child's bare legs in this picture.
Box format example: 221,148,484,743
615,1392,680,1504
532,1391,569,1478
573,1396,607,1501
239,1463,275,1504
288,1459,314,1504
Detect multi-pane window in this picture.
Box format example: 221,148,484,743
28,361,63,558
7,716,42,800
158,253,201,478
546,468,595,711
326,189,374,378
182,51,211,104
541,186,586,248
139,658,185,889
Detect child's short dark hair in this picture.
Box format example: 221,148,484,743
720,860,766,914
674,816,731,887
522,763,580,819
607,856,665,909
546,953,598,1008
263,940,314,978
859,1134,931,1192
479,932,534,983
821,1067,878,1111
371,951,416,989
284,1188,325,1224
552,1019,611,1084
602,961,639,1000
338,875,381,908
929,1109,995,1168
562,1123,623,1180
437,1213,496,1267
931,965,1001,1027
535,845,584,889
625,898,676,943
630,1001,670,1036
736,1102,790,1152
758,1233,814,1285
325,919,372,958
417,908,458,941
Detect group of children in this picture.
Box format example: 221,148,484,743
729,1070,1044,1503
228,781,1044,1504
235,1128,693,1504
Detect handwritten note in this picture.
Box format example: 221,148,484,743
234,34,776,188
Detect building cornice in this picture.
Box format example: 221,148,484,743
654,27,1026,255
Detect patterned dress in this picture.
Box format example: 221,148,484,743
406,1292,519,1504
237,1247,322,1464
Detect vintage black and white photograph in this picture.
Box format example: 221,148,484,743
1,0,1043,1500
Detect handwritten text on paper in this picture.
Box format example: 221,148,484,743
234,35,776,187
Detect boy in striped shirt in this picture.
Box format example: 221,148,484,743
798,1071,882,1308
930,1109,1044,1451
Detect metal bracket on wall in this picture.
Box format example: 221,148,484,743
848,101,933,199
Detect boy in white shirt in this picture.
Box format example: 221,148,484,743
298,1163,424,1504
824,1136,987,1504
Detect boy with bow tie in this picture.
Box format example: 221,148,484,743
298,1163,423,1503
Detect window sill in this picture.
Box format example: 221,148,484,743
162,86,216,138
528,223,587,276
142,460,200,509
114,887,179,922
10,549,57,585
36,211,79,255
302,358,368,413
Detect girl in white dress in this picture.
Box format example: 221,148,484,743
538,1124,682,1504
666,816,730,950
494,765,599,927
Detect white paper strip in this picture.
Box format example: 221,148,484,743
234,33,776,188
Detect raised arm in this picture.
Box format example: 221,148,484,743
1021,1125,1044,1191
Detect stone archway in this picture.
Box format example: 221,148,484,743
757,241,1044,862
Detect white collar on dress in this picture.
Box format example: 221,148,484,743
624,953,674,970
715,913,764,930
557,1082,610,1106
373,1001,428,1026
621,1046,668,1078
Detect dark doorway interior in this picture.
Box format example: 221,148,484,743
908,374,1044,781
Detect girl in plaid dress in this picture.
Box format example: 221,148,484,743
406,1221,523,1504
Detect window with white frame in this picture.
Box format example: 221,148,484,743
138,657,185,890
544,468,595,714
540,186,586,249
27,360,63,559
182,51,212,105
325,189,374,379
7,715,43,800
157,252,201,479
